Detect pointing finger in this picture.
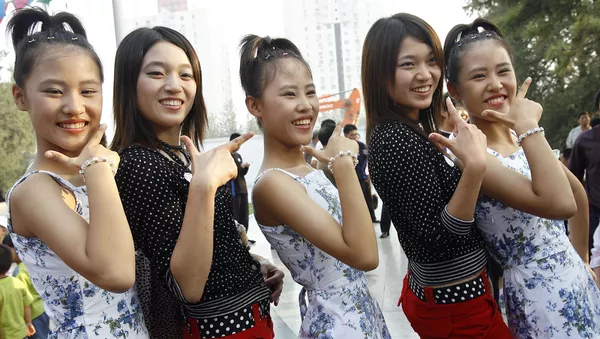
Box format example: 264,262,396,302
516,77,532,99
86,124,107,147
428,132,455,150
446,97,467,128
333,121,343,136
180,136,200,156
45,150,72,166
225,132,254,153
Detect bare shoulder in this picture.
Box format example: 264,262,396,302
11,173,64,207
253,170,306,226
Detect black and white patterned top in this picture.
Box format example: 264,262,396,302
116,146,271,338
368,122,487,287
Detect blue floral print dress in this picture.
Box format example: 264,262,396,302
7,171,149,339
475,149,600,338
255,168,390,339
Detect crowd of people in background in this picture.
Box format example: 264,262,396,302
1,5,600,339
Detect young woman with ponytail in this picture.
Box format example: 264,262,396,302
444,18,600,338
241,34,390,338
5,7,148,338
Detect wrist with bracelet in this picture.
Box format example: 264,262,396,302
327,150,359,174
516,127,544,147
79,157,117,182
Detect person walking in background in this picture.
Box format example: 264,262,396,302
2,236,49,339
229,133,254,244
566,112,591,148
344,124,379,223
379,205,391,238
570,105,600,260
0,244,35,339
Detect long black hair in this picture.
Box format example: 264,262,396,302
361,13,444,141
111,27,207,152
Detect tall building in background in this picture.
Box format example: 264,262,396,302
283,0,384,97
121,0,233,121
158,0,188,12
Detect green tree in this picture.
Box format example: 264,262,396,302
466,0,600,148
0,82,35,196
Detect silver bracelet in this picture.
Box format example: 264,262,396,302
79,157,116,182
327,150,359,174
516,127,544,147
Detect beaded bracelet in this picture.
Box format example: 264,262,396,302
327,150,359,174
79,157,117,182
516,127,544,147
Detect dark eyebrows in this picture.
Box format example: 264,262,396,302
142,61,192,70
39,78,100,87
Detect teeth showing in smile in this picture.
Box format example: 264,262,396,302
486,96,505,104
412,86,431,93
293,119,311,126
58,122,86,129
160,99,183,107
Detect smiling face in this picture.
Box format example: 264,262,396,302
13,47,103,157
136,41,197,135
253,58,319,146
389,36,441,118
450,40,517,122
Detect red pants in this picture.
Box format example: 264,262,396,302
184,303,274,339
399,272,512,339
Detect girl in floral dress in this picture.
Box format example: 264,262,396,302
239,35,390,338
5,8,148,338
444,18,600,338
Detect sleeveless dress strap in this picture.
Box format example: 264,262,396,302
254,168,301,185
6,170,81,233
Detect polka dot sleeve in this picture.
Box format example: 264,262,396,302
369,122,484,272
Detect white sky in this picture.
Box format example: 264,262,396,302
0,0,474,137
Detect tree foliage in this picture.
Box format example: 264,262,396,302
0,82,35,196
466,0,600,148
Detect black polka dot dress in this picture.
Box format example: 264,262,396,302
368,122,487,288
116,146,271,338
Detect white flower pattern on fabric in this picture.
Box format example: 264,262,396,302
7,171,149,339
255,169,390,339
475,149,600,339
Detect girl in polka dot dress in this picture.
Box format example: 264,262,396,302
111,27,283,339
240,35,390,338
363,13,513,338
5,8,148,338
444,19,600,338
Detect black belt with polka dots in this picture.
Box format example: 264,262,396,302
408,273,487,304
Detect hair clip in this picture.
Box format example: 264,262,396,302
47,36,55,40
28,38,35,44
282,52,288,56
71,37,78,41
265,54,272,60
272,46,276,50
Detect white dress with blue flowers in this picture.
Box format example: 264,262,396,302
475,149,600,338
7,171,149,339
256,169,390,339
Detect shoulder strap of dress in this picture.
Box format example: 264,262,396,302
254,168,301,185
6,170,78,232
